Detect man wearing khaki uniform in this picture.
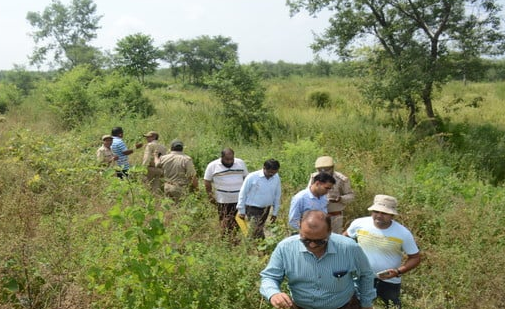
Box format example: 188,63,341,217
308,156,354,234
142,131,167,193
155,139,198,202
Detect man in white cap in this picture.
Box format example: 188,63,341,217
142,131,167,193
308,156,354,233
343,194,421,308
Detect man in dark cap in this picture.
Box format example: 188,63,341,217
155,139,198,202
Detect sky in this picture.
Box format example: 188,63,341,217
0,0,337,70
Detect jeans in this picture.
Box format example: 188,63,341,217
374,278,401,308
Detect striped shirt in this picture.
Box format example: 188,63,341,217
260,233,376,309
203,158,248,203
288,188,328,229
111,136,129,170
237,169,281,216
346,217,419,284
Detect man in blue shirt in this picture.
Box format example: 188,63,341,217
237,159,281,239
260,210,376,309
289,172,336,230
111,127,143,179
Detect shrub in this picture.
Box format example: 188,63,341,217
0,83,22,114
308,90,331,108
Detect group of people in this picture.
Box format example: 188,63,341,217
96,127,198,201
97,130,421,309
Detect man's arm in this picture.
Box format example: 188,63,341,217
353,245,376,308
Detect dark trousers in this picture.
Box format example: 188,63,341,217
245,206,271,239
217,203,238,235
374,278,402,308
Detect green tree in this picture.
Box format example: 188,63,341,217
114,33,160,83
26,0,103,70
206,61,271,142
287,0,505,129
161,35,238,84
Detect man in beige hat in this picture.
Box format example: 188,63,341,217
155,139,198,202
308,156,354,234
142,131,167,193
343,194,421,308
96,135,118,168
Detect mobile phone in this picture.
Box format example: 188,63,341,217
377,270,390,276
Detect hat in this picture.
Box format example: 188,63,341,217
367,195,399,215
101,134,113,141
315,156,334,168
143,131,158,138
170,139,184,148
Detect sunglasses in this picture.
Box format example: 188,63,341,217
300,238,328,247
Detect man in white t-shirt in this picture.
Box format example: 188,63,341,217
204,148,248,236
344,194,421,308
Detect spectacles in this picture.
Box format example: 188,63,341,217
300,238,328,247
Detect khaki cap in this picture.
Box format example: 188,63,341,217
315,156,334,168
367,195,399,215
143,131,158,138
101,134,113,141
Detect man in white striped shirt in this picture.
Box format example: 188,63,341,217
260,210,375,309
204,148,248,236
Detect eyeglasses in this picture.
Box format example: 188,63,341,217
300,238,328,247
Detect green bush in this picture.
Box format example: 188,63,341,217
308,90,331,108
0,83,22,114
89,71,155,119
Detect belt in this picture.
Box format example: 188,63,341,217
295,294,357,309
216,189,240,193
327,210,343,216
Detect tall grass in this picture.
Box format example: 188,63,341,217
0,76,504,308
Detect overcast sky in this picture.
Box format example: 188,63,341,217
0,0,339,70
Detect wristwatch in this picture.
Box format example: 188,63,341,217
396,268,402,277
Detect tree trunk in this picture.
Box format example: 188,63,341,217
406,96,417,129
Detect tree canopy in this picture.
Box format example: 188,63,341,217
114,33,160,83
26,0,102,70
161,35,238,85
287,0,505,129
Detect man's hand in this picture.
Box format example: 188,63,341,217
238,214,246,220
135,142,143,149
270,215,277,223
269,293,294,309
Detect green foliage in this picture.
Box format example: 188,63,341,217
308,90,331,108
278,139,321,189
114,33,160,83
89,72,155,119
43,65,96,129
0,83,22,114
206,61,280,142
161,35,238,84
288,0,505,129
26,0,102,70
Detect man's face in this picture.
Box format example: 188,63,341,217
221,153,234,168
145,135,155,143
312,181,333,197
263,168,278,179
299,222,331,255
103,138,113,147
371,210,394,229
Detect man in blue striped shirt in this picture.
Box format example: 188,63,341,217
111,127,143,179
260,210,376,309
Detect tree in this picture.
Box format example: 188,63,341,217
114,33,160,83
206,61,270,142
161,35,238,84
26,0,102,70
287,0,505,129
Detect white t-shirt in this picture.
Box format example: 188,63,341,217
346,217,419,284
203,158,248,203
